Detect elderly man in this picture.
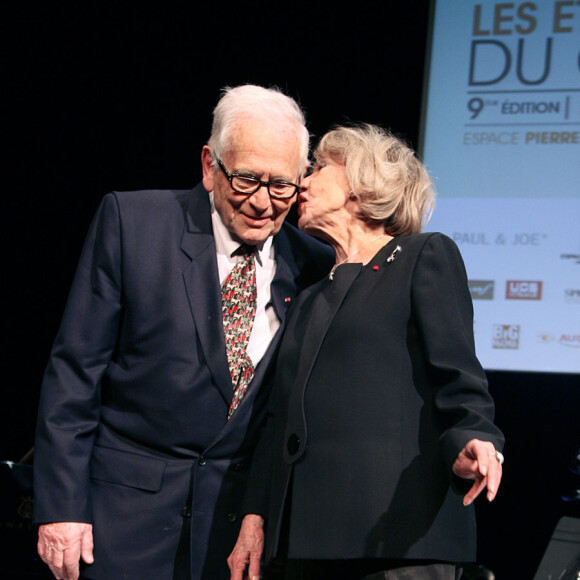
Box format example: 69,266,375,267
33,84,333,580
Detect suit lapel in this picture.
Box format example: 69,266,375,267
270,228,302,321
180,186,233,405
296,265,362,387
283,264,363,463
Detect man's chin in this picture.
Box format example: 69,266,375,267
235,227,276,246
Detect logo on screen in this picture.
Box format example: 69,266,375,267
559,334,580,348
506,281,542,300
469,280,494,300
564,289,580,304
537,332,555,344
560,252,580,265
492,325,520,349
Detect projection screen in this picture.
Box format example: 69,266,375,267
419,0,580,373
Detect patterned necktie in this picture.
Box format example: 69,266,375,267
221,245,257,419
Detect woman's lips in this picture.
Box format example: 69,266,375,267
297,196,307,214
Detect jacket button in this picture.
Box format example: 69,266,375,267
287,434,300,456
227,512,237,523
181,507,191,518
199,457,207,466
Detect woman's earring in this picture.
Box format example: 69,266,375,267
348,191,357,200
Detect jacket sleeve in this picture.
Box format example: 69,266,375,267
33,193,123,524
410,234,505,479
240,406,275,518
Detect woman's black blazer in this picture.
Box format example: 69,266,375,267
243,233,505,564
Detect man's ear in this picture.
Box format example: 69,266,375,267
201,146,214,192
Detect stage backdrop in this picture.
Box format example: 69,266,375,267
420,0,580,373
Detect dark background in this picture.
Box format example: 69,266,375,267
2,2,579,578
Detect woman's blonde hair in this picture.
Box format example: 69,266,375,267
314,123,435,235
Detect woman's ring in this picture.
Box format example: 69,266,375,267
489,450,504,465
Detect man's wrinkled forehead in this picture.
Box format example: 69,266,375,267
222,118,303,172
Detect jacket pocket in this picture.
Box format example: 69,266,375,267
89,445,167,492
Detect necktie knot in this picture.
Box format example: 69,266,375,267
232,243,255,257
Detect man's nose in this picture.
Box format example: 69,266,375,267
248,184,272,210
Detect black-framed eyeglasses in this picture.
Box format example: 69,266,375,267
217,159,300,200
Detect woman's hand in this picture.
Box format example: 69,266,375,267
452,438,503,506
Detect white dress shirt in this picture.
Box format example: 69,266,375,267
210,193,281,368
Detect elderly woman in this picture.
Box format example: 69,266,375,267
229,124,504,580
